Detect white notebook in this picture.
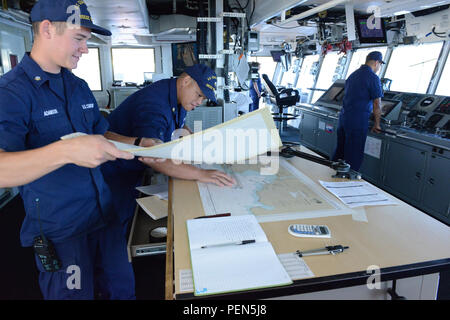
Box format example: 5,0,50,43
186,215,292,296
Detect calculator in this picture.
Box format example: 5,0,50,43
288,224,331,238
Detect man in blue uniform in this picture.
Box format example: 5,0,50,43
101,64,235,236
0,0,148,299
332,51,383,171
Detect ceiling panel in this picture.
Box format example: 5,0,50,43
86,0,150,45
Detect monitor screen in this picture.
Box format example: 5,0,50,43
380,98,402,121
172,42,199,76
270,50,283,62
316,81,346,107
356,16,387,44
380,100,397,116
320,86,344,104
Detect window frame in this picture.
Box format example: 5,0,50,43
111,47,156,84
433,42,450,96
311,51,344,104
345,46,388,79
383,41,444,94
280,58,301,88
295,53,320,104
73,46,103,92
248,55,279,84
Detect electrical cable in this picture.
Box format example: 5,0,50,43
432,27,447,38
249,0,256,26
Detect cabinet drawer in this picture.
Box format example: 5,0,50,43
127,202,167,262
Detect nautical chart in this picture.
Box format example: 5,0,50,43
197,158,354,223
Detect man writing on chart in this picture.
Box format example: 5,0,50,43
101,64,236,236
0,0,158,299
332,51,383,171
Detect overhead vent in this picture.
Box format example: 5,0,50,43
149,14,196,35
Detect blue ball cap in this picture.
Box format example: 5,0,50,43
30,0,112,36
367,51,385,64
184,64,217,103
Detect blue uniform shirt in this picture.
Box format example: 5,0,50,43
340,65,383,129
107,78,186,143
0,54,112,246
101,78,186,227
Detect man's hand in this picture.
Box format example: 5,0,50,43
371,123,382,133
197,169,236,187
183,125,193,135
137,138,163,148
135,158,235,187
138,156,167,164
137,138,166,163
66,135,134,168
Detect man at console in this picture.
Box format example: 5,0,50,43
332,51,383,171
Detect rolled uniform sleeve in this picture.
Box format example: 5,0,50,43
0,88,29,152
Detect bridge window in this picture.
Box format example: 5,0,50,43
248,56,277,82
280,58,300,88
73,47,102,91
111,48,156,85
311,52,341,103
384,42,443,94
346,47,387,78
295,54,320,103
435,52,450,96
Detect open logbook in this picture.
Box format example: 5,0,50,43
186,215,292,296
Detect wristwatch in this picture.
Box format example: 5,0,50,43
134,137,142,146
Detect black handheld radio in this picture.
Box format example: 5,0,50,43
32,198,62,272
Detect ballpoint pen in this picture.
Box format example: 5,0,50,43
194,213,231,219
201,239,255,249
296,245,349,257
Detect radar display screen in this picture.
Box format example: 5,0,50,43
381,100,397,117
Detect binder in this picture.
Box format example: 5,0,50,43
186,215,292,296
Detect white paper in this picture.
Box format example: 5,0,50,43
110,107,281,164
60,132,87,140
190,241,292,296
186,215,292,296
318,121,325,130
179,269,194,293
187,215,268,249
229,91,253,109
178,252,313,294
364,136,382,159
136,183,168,200
319,180,398,208
278,253,315,280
